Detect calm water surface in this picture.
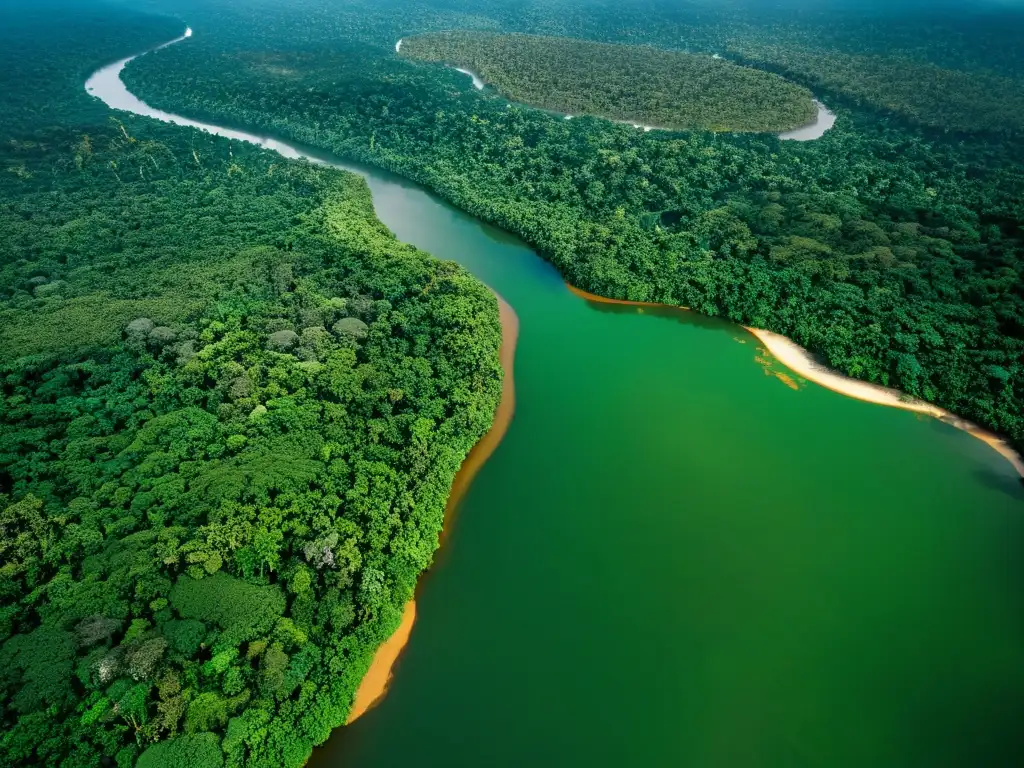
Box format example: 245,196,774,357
90,31,1024,768
331,182,1024,768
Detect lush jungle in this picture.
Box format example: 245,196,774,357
399,31,818,132
3,0,1024,766
0,3,501,766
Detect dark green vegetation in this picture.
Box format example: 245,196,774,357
0,3,501,767
126,0,1024,453
400,31,817,132
729,41,1024,134
4,0,1024,766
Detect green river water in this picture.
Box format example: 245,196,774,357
318,170,1024,768
92,37,1024,768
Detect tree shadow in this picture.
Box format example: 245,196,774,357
579,298,737,335
972,466,1024,501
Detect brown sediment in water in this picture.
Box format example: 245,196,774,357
565,281,1024,478
566,281,689,310
345,293,519,726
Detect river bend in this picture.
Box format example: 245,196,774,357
86,27,1024,768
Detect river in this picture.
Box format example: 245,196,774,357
87,28,1024,768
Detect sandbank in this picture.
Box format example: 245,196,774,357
566,281,1023,477
746,328,1024,477
345,601,416,723
566,282,689,310
441,294,519,540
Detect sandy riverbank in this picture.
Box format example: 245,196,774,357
746,328,1024,477
346,602,417,723
345,293,519,725
566,281,1024,478
566,282,689,310
86,29,522,729
440,295,519,543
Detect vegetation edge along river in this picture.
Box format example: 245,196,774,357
398,31,819,134
393,36,836,138
345,296,518,724
561,285,1024,477
91,24,1024,733
107,27,1018,472
121,3,1024,472
85,27,523,743
5,4,1024,767
2,5,510,763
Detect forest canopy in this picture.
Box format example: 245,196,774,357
400,31,818,133
125,0,1024,456
728,40,1024,135
4,0,1024,764
0,3,502,767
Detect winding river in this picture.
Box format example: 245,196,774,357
88,28,1024,768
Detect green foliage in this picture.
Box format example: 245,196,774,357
170,574,285,647
402,31,817,132
6,0,1023,765
0,627,76,714
186,692,229,734
137,733,224,768
164,620,209,657
727,33,1024,135
0,2,502,765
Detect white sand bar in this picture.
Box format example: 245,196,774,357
748,327,1024,477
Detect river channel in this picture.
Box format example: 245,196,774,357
87,28,1024,768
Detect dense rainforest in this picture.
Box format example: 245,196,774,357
3,0,1024,764
0,3,501,767
125,0,1024,451
400,31,817,132
727,40,1024,134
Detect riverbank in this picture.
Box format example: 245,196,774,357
346,602,417,723
453,66,485,90
778,99,837,141
440,295,519,544
442,70,822,136
87,27,1024,768
395,37,486,90
87,28,525,732
345,293,519,724
746,328,1024,477
566,281,1024,478
566,282,689,310
398,38,830,137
